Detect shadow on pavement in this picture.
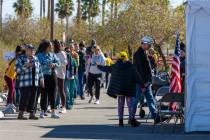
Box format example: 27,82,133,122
39,124,210,140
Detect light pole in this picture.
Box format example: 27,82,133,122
50,0,54,41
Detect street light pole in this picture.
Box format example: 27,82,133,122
50,0,54,41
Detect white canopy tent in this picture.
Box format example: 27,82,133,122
185,0,210,132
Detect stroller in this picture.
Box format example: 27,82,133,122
138,71,170,118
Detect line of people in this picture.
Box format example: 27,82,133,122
3,39,108,120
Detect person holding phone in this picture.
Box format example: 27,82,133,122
15,45,44,120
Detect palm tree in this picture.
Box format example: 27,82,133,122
81,0,99,24
55,0,74,37
13,0,33,18
0,0,3,33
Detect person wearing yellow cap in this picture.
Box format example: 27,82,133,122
97,51,144,127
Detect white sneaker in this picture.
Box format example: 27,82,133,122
51,112,60,119
60,107,67,114
40,111,45,119
94,100,100,105
3,104,16,112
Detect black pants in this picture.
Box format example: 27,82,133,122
41,75,57,111
88,73,102,100
19,86,38,113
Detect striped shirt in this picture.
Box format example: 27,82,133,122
15,55,44,88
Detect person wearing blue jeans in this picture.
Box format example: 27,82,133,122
133,84,157,119
133,36,164,124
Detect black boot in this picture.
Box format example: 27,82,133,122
119,119,124,127
130,119,140,127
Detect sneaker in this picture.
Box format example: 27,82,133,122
51,112,60,119
88,96,93,104
119,119,124,127
94,100,100,105
60,107,67,114
130,119,140,127
81,96,85,100
128,119,141,126
39,111,45,119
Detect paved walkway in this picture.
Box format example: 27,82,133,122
0,89,210,140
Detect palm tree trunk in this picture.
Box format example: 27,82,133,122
47,0,51,20
102,0,106,26
0,0,3,34
66,16,69,39
76,0,81,25
110,0,114,21
40,0,43,19
43,0,45,17
114,0,118,18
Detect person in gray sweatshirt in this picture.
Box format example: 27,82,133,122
88,45,105,104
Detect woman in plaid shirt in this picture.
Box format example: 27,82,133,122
16,45,44,120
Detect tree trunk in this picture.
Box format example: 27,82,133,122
40,0,43,19
47,0,51,21
43,0,46,17
114,0,118,18
102,0,106,26
66,16,69,39
76,0,81,26
0,0,2,34
50,0,54,41
110,0,114,21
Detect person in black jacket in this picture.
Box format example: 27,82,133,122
98,52,143,127
77,41,86,100
133,36,161,124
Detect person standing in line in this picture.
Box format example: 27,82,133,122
77,41,86,100
65,46,78,110
69,44,79,99
88,46,106,104
36,40,61,119
3,45,24,112
54,40,68,114
16,45,44,120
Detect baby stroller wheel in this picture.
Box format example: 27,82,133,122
139,109,145,118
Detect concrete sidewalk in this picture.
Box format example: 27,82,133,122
0,89,210,140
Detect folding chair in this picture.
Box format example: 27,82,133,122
153,92,184,133
144,86,169,123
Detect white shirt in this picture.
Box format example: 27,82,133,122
56,51,68,79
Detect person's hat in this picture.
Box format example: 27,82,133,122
24,44,34,50
141,36,154,45
118,52,128,60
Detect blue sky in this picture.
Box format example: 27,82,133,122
2,0,185,20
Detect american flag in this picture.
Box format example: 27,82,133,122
170,32,182,93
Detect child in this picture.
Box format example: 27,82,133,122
98,52,143,127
